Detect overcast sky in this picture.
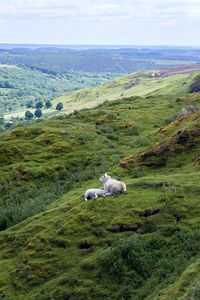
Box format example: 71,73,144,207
0,0,200,46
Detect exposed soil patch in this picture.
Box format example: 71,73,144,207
122,118,200,169
107,223,139,233
51,239,68,249
139,207,162,218
79,240,93,250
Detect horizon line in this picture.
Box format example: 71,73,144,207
0,43,200,49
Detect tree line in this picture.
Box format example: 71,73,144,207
25,101,63,120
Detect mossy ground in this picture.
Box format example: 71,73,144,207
0,72,200,299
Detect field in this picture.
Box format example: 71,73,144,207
0,69,199,299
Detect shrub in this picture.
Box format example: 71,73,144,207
160,183,184,220
131,166,144,178
98,232,200,299
106,133,119,141
45,100,52,109
56,102,64,111
127,126,139,136
35,101,44,109
98,235,154,288
34,109,42,118
25,110,34,120
129,136,149,148
164,105,200,124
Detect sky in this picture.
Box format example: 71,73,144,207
0,0,200,46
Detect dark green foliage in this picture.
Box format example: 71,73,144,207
98,231,200,299
0,180,70,230
56,102,63,111
186,281,200,300
45,100,52,109
35,101,44,109
25,110,34,120
99,235,155,288
34,109,42,118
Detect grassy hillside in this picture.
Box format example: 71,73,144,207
0,64,113,114
52,66,200,113
0,71,200,299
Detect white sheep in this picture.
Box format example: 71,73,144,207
99,173,127,195
84,188,105,201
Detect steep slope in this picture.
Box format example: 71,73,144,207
52,65,200,114
0,72,200,299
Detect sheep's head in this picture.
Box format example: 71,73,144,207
99,173,111,183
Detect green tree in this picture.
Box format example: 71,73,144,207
45,100,52,109
25,111,34,120
34,109,42,118
35,101,43,109
56,102,63,111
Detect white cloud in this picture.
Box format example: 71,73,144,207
0,0,199,23
0,0,200,45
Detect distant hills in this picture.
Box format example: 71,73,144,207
53,65,200,113
0,46,199,74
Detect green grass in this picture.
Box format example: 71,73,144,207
52,71,198,114
0,71,199,299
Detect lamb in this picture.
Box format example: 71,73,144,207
99,173,127,195
84,188,105,201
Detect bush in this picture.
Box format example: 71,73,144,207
35,109,42,118
98,235,154,288
45,100,52,109
56,102,64,111
164,105,200,124
98,231,200,299
35,101,44,109
131,166,144,178
25,110,34,120
129,136,149,148
127,126,139,136
106,133,119,141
